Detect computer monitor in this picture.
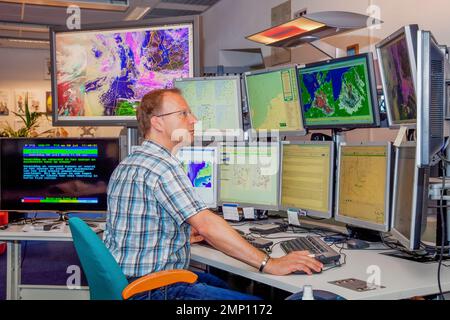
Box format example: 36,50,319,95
297,53,380,129
391,142,429,251
280,141,334,219
173,76,244,140
376,25,418,128
417,30,445,167
244,66,306,136
218,142,280,210
335,142,392,232
50,16,199,127
0,138,121,212
176,146,218,208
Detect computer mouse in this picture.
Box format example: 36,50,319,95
346,239,370,249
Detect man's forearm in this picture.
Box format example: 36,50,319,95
190,210,267,269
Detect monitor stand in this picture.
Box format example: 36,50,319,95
310,133,332,141
346,225,382,243
381,249,450,263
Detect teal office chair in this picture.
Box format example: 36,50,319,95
68,217,198,300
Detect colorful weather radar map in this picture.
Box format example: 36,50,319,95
55,24,193,121
298,56,375,127
245,67,304,132
184,162,212,188
176,147,217,208
378,34,416,125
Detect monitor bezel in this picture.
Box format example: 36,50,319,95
390,142,427,251
279,140,334,219
173,75,244,141
297,52,380,130
217,141,281,211
243,65,307,138
176,145,219,209
334,141,392,232
0,137,122,213
50,15,200,127
416,30,445,168
376,24,418,129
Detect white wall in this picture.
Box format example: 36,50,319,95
369,0,450,49
0,47,122,138
202,0,287,67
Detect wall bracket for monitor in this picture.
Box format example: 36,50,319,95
246,11,383,58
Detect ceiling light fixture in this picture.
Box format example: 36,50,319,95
0,0,129,12
247,11,383,48
4,37,49,44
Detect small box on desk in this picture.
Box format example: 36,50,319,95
222,205,268,221
222,204,243,222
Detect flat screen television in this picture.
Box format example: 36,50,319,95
50,16,199,127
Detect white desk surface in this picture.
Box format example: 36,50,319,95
191,224,450,300
2,220,450,300
0,222,103,242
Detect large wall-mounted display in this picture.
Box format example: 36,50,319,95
50,16,199,127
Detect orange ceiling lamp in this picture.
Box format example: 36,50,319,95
246,11,383,48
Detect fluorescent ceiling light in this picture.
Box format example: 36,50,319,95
0,0,129,11
247,11,383,48
124,6,151,20
247,17,326,46
0,22,48,33
6,38,49,44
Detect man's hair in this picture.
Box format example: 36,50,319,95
136,88,182,136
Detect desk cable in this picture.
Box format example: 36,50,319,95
438,159,447,300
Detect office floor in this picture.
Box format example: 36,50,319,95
0,241,88,300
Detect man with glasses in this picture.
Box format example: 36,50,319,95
103,88,323,300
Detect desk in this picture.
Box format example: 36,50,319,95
2,220,450,300
191,223,450,300
0,223,90,300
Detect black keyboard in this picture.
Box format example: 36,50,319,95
280,236,341,265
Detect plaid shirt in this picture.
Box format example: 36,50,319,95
103,140,207,278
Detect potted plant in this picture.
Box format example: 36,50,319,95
0,93,46,137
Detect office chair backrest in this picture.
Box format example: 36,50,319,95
69,217,129,300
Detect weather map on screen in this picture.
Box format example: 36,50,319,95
245,67,305,133
378,34,416,124
174,77,242,137
298,56,375,127
55,24,193,121
176,147,217,208
184,162,212,188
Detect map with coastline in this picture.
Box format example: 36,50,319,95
183,162,212,188
299,57,374,126
56,25,192,118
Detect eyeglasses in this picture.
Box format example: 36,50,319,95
153,110,194,118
